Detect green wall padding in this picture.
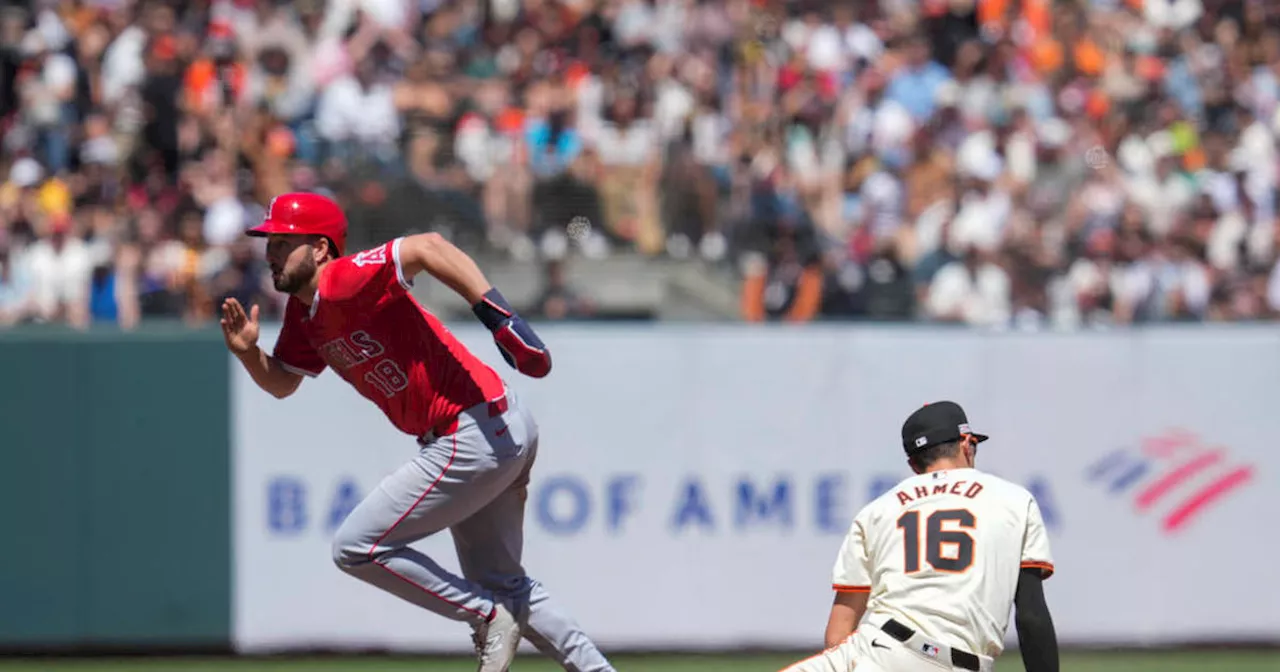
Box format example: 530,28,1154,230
0,327,231,649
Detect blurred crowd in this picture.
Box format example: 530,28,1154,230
4,0,1280,329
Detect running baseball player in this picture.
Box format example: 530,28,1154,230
219,192,615,672
782,401,1059,672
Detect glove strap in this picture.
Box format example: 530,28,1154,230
472,288,515,331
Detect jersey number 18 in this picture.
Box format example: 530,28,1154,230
897,509,976,573
364,360,409,398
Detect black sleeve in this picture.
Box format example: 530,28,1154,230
1014,567,1059,672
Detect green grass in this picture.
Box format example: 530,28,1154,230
0,651,1276,672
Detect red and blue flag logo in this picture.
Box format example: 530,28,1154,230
1086,429,1254,534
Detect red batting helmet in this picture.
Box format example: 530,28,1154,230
246,192,347,257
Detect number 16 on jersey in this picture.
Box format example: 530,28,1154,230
897,508,976,573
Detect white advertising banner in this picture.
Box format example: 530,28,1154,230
233,325,1280,653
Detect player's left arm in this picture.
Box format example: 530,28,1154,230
395,233,551,378
824,590,869,649
826,513,873,648
395,232,493,304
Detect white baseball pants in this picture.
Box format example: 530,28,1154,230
780,622,995,672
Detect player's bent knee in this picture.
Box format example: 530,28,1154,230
330,528,374,571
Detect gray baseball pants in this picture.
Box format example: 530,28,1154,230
331,385,614,672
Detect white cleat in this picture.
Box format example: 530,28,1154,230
473,602,521,672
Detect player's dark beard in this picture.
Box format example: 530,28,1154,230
274,255,317,294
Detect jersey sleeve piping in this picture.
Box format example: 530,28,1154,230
832,584,871,593
1020,561,1055,579
391,237,413,290
278,360,323,378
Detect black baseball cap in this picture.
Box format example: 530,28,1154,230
901,401,989,454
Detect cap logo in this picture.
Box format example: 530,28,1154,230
958,423,970,433
915,436,928,448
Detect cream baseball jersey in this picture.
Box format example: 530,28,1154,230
832,467,1054,658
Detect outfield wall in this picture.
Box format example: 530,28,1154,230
0,328,231,650
236,324,1278,653
1,325,1277,652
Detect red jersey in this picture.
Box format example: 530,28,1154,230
272,237,506,437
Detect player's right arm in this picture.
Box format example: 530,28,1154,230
220,298,305,399
1014,568,1058,672
1014,497,1059,672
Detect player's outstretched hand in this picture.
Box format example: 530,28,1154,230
472,289,552,378
220,298,260,356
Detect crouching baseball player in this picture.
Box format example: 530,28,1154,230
221,192,615,672
781,401,1059,672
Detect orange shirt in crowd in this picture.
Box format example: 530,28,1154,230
184,58,247,113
